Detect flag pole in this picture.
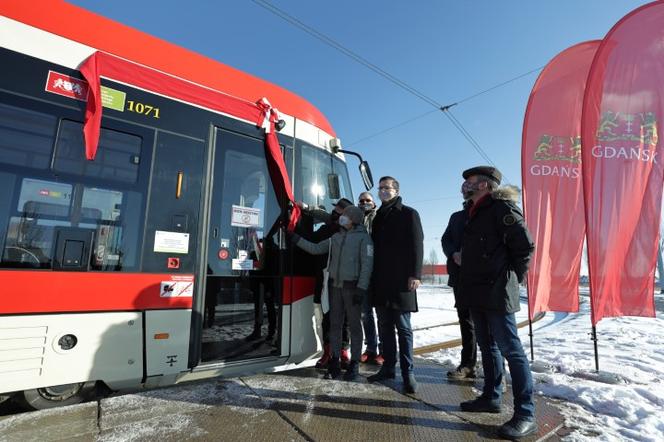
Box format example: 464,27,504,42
588,277,600,372
657,242,664,294
528,319,534,361
585,237,600,372
591,325,599,371
526,280,534,361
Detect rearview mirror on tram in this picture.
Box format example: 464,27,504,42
359,161,374,191
329,138,374,191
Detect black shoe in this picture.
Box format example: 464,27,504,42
343,361,359,381
403,374,417,394
498,416,538,439
460,397,503,413
324,357,341,380
447,366,476,380
367,369,396,383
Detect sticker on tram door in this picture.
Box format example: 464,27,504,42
160,277,194,298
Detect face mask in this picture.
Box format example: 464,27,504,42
461,181,480,199
379,189,396,202
338,215,352,228
359,203,374,212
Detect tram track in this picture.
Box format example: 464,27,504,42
413,311,546,355
412,320,459,332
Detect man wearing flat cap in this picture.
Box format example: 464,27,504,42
456,165,537,439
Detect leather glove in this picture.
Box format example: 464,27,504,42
353,288,367,306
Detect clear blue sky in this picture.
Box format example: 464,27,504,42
70,0,648,261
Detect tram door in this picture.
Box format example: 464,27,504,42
202,127,283,362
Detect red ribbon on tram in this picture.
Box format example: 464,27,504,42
255,98,301,231
582,2,664,325
79,51,300,230
78,52,101,161
521,41,599,319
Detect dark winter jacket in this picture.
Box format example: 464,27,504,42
456,187,535,313
441,206,469,288
371,196,424,312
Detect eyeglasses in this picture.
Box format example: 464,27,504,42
378,186,395,191
359,199,373,203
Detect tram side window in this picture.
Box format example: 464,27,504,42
0,104,58,268
0,109,145,271
55,120,141,184
0,103,56,170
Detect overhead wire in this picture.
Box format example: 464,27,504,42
347,66,542,147
346,109,439,147
252,0,442,109
252,0,536,181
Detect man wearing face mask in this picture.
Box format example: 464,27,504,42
367,176,423,394
297,198,353,368
456,166,537,440
357,192,383,365
290,205,373,381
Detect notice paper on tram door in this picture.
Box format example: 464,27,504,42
153,230,190,254
232,249,255,270
230,205,261,228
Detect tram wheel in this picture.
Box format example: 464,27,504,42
20,382,94,410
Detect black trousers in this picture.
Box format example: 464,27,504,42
454,286,477,368
322,311,350,348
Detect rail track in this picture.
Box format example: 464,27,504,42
413,311,546,355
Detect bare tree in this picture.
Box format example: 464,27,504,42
428,249,438,265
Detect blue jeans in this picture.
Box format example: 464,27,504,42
376,307,413,377
362,295,379,354
470,309,535,419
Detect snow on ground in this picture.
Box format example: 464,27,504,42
414,284,664,441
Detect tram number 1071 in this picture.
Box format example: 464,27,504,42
126,100,160,119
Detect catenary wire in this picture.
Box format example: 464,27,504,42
252,0,515,169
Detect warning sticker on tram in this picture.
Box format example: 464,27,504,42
160,276,194,298
45,71,126,111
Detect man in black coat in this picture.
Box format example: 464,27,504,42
441,200,476,379
456,166,537,440
367,176,423,394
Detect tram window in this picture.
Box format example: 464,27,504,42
54,120,142,184
0,102,56,170
1,177,142,271
299,143,353,214
17,178,72,218
0,116,146,271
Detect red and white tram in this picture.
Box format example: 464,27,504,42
0,0,371,409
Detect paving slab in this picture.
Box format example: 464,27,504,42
244,373,476,441
0,402,98,442
408,360,564,441
98,379,304,441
